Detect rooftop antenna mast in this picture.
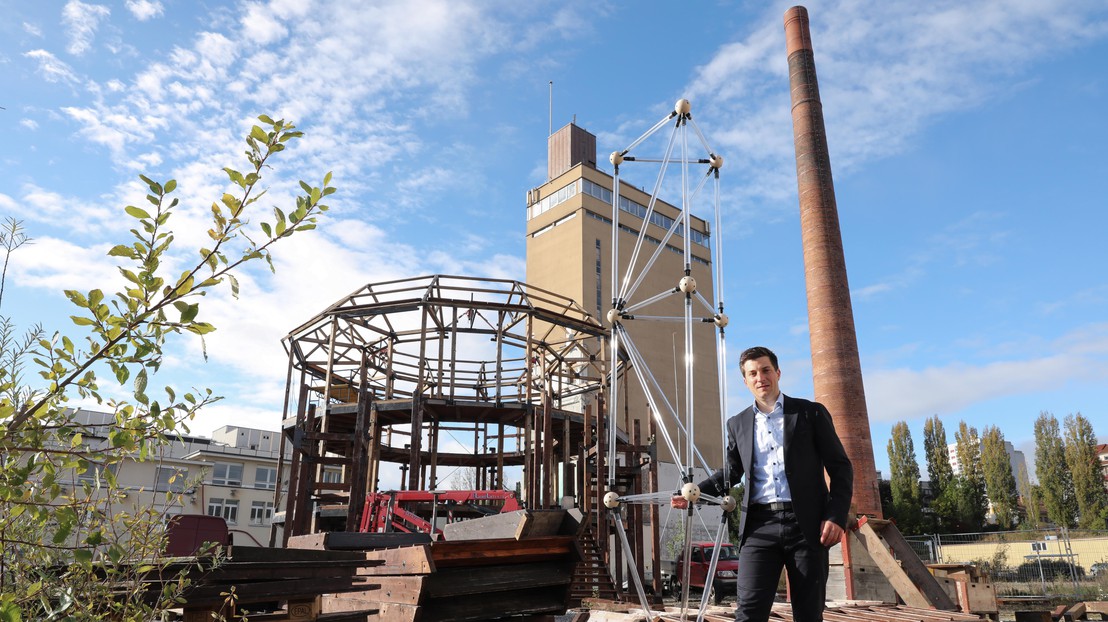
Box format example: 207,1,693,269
548,80,553,137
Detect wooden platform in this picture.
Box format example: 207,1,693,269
577,600,996,622
289,535,582,622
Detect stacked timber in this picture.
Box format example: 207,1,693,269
290,509,583,622
159,546,383,621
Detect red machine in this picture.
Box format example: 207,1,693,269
359,490,522,537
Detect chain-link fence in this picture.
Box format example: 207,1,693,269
904,529,1108,599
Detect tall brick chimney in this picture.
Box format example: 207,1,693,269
784,5,881,518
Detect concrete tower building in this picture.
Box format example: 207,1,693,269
525,123,722,472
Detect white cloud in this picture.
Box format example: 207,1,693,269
23,50,80,85
20,119,39,131
125,0,164,21
23,22,44,37
10,237,122,292
241,2,288,45
865,323,1108,423
684,0,1108,215
62,0,112,56
62,106,163,160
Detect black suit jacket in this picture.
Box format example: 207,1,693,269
699,395,853,549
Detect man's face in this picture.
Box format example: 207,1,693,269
742,356,781,403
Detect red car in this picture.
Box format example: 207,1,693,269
670,541,739,605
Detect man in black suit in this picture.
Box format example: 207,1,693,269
688,346,853,622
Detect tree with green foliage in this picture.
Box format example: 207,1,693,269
980,426,1019,529
922,415,958,530
886,421,923,534
0,116,333,621
1034,411,1077,528
954,421,987,529
1015,461,1041,529
1063,413,1108,529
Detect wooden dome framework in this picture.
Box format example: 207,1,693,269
274,275,652,549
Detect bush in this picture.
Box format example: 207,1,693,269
1014,559,1085,581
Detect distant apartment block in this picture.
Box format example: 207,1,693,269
61,409,289,547
947,440,1027,481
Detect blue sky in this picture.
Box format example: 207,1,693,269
2,0,1107,482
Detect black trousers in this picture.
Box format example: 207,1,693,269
733,507,828,622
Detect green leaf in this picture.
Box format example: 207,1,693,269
134,367,148,399
125,205,152,219
186,322,216,335
181,303,199,323
324,171,333,185
107,244,134,257
250,125,268,142
70,316,95,326
258,114,275,124
164,179,177,193
260,222,272,237
228,274,240,298
65,289,88,306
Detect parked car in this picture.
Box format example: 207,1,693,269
667,542,739,605
1089,562,1108,578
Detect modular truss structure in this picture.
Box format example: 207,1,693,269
601,99,733,620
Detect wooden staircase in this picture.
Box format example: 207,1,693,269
570,519,620,606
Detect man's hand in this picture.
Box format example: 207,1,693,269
671,494,688,509
819,520,844,546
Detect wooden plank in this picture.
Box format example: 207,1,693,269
180,576,374,607
423,562,573,598
853,519,957,610
229,546,370,562
290,531,433,550
429,536,580,568
866,520,957,611
363,576,426,605
851,521,930,609
440,510,530,541
517,510,568,538
358,544,434,576
1065,602,1087,620
322,595,415,622
420,585,569,622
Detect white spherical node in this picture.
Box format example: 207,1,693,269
720,495,737,513
709,153,724,169
610,151,624,166
603,491,621,509
606,308,621,326
714,313,729,328
675,98,691,116
680,482,701,503
679,276,697,294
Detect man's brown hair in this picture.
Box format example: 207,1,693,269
739,346,779,371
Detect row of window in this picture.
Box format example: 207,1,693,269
528,178,712,249
150,464,280,492
581,179,710,248
207,498,274,526
585,211,711,267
